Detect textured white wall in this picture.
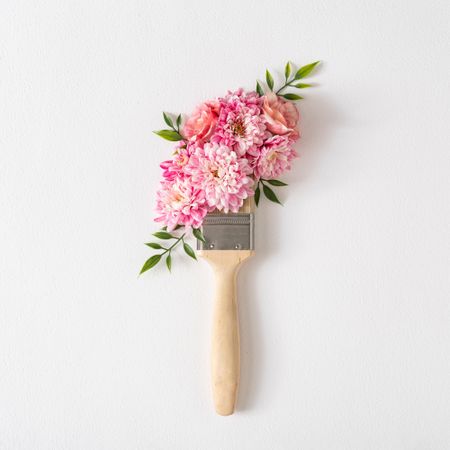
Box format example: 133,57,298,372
1,0,449,449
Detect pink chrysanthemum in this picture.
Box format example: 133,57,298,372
186,142,254,213
212,89,267,156
160,141,196,181
254,135,298,180
155,178,208,231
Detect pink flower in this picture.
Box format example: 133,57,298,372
155,178,208,231
160,141,195,181
212,89,266,155
254,135,298,180
186,142,254,213
262,92,300,140
182,100,220,142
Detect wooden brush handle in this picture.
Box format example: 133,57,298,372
199,250,253,415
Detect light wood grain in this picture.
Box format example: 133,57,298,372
199,249,254,415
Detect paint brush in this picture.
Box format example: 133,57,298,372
197,199,254,415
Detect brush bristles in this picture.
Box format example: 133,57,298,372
203,214,252,226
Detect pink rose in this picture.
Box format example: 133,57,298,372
182,100,220,142
262,92,300,139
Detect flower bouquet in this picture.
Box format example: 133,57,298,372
141,60,320,273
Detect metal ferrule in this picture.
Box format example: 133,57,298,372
197,213,254,251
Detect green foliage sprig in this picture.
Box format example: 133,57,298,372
153,112,184,141
254,179,288,207
140,226,206,274
256,60,320,100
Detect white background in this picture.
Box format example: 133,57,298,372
1,0,449,449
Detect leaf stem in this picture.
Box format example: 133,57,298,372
162,233,186,256
167,117,184,139
275,80,293,95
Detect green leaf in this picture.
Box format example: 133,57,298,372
163,112,174,129
254,184,261,206
281,93,303,101
263,184,282,205
193,228,206,243
266,179,288,186
153,231,174,240
166,254,172,272
145,242,165,249
176,114,182,128
183,242,197,260
140,254,162,274
265,69,274,91
294,61,320,79
256,81,264,96
284,61,291,81
153,130,183,141
292,83,312,88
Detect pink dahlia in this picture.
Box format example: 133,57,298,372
262,92,300,140
186,142,254,213
254,135,298,180
154,178,208,231
160,141,196,181
182,100,220,142
212,89,266,156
